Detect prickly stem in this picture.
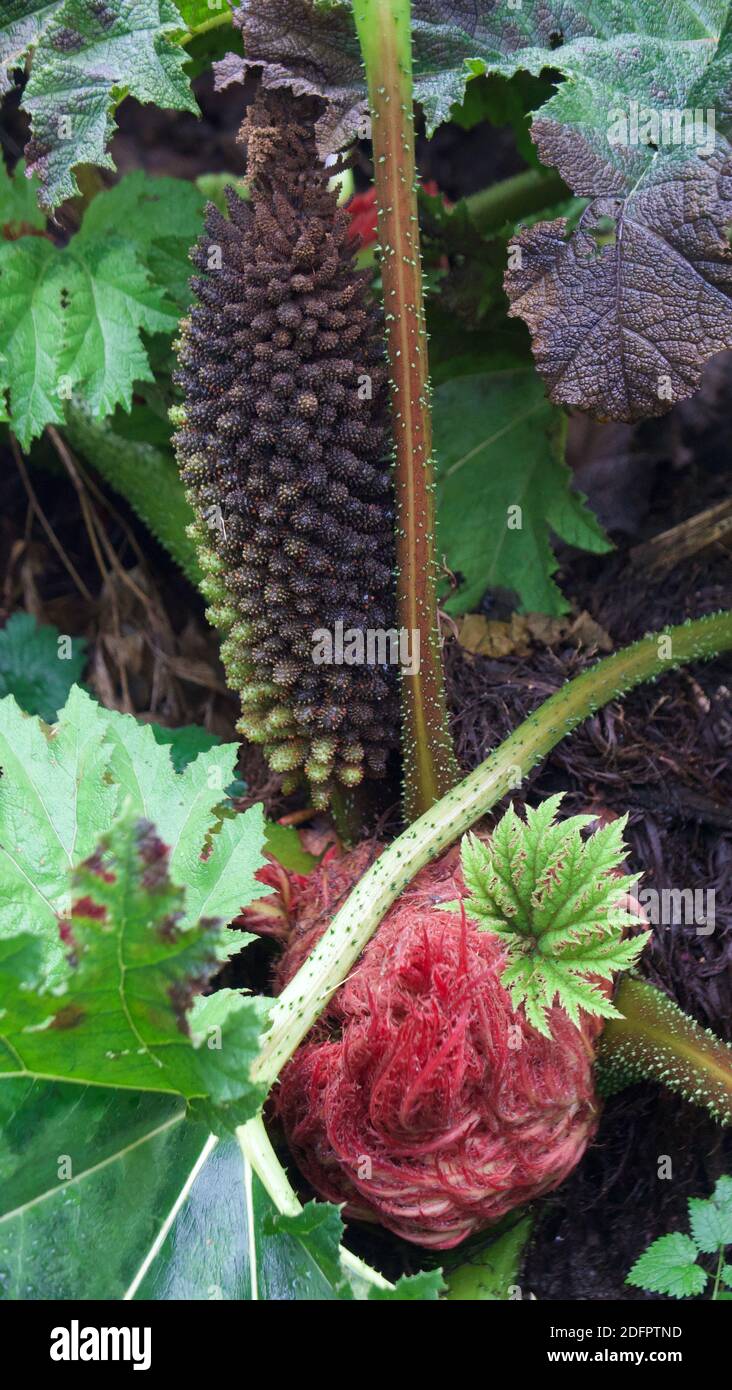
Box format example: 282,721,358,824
353,0,460,821
598,977,732,1124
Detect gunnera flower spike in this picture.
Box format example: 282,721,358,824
172,88,398,806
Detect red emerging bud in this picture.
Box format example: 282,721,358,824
274,844,603,1249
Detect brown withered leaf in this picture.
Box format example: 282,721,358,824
458,608,612,658
505,137,732,422
216,1,366,154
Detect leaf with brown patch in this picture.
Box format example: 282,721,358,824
0,808,270,1130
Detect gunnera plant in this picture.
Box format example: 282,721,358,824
173,88,398,807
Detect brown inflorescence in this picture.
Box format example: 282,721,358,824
173,88,398,805
267,844,604,1250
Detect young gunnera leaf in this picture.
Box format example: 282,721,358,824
230,0,732,422
0,170,205,447
627,1177,732,1299
0,685,268,975
19,0,198,211
433,362,610,614
457,794,648,1037
0,612,86,721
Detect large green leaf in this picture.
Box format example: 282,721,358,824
21,0,198,210
235,1,731,153
0,1094,442,1300
0,1097,360,1300
0,686,268,973
0,1080,208,1299
434,361,610,614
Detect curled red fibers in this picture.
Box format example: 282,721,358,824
272,844,604,1250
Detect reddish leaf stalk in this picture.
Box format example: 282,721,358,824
354,0,460,820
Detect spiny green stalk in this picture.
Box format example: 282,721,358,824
599,977,732,1125
251,609,732,1088
353,0,460,820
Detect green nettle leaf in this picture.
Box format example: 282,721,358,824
20,0,198,210
627,1176,732,1299
627,1233,708,1299
688,1176,732,1253
233,0,732,422
0,613,86,722
0,809,269,1123
457,794,648,1038
0,685,268,973
433,363,609,614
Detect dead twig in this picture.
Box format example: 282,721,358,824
9,434,94,602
